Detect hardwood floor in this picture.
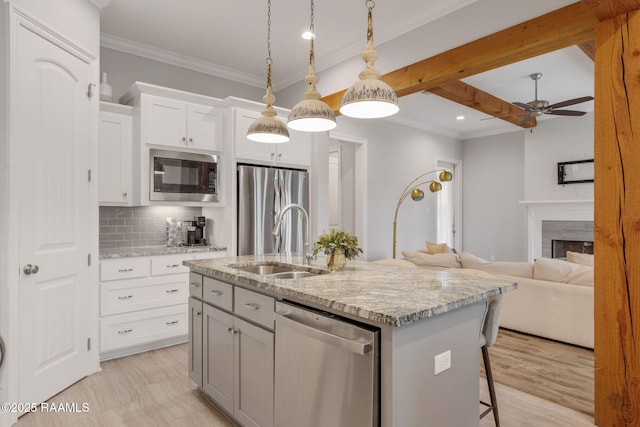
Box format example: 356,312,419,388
15,335,594,427
484,328,595,416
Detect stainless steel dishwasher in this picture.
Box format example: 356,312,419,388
274,300,380,427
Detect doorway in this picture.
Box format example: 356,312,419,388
436,159,462,251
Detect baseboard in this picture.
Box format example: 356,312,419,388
99,335,188,361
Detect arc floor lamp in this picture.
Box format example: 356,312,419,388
392,169,453,258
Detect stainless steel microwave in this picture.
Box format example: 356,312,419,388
149,149,219,202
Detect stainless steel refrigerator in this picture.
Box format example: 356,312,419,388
237,164,309,256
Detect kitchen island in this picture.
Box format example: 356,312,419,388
184,254,517,427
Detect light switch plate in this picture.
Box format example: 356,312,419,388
434,350,451,375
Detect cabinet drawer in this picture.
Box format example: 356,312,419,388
101,276,188,316
203,277,233,311
100,304,188,352
151,254,191,276
234,287,274,330
189,272,203,299
101,258,150,281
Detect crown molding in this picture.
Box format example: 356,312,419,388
89,0,112,9
100,32,264,88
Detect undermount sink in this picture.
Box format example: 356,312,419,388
268,271,318,279
234,265,293,275
231,263,328,279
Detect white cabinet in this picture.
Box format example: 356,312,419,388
99,103,133,205
99,251,226,360
191,276,274,427
143,94,223,152
234,108,311,167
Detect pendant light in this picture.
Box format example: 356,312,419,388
339,0,399,119
247,0,290,143
287,0,337,132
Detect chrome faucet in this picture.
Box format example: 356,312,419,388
272,203,315,265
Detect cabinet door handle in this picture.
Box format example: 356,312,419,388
166,320,179,326
270,153,275,159
210,290,223,296
118,328,133,335
277,153,282,160
190,282,201,287
244,303,260,311
122,192,127,198
166,264,181,268
117,295,133,300
196,311,202,316
118,268,134,273
165,289,179,294
227,327,237,334
182,137,186,142
189,137,193,143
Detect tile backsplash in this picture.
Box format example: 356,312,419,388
99,206,203,249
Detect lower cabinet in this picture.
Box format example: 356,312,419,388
99,251,226,360
190,275,274,427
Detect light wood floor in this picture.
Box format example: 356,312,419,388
484,328,594,416
16,337,594,427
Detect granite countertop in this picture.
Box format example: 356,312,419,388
184,254,517,328
99,245,227,259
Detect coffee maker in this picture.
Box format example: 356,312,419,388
186,216,207,246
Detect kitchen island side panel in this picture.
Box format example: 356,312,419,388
380,302,485,427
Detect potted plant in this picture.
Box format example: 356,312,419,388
313,229,363,271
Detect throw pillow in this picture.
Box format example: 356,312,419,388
566,251,594,267
426,241,452,254
534,257,594,286
401,251,462,269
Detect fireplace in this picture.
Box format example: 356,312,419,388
523,200,594,261
551,239,594,259
541,220,593,258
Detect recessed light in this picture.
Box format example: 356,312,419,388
456,115,465,121
302,31,315,40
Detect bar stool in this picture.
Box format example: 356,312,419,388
479,295,503,426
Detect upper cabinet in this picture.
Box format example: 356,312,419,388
143,95,223,152
99,102,133,206
233,108,311,168
120,82,224,154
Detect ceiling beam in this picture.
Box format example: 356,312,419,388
427,80,537,128
578,40,595,60
580,0,640,21
322,2,598,114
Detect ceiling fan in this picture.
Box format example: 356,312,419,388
510,73,594,126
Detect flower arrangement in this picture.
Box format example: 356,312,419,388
313,229,363,260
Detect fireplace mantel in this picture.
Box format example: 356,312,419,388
519,200,594,261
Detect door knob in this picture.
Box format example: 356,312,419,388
23,264,39,275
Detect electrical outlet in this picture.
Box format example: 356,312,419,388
434,350,451,375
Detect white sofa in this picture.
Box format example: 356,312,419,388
396,250,594,348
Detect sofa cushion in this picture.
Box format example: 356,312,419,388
459,252,533,279
533,257,594,286
401,251,461,268
372,258,418,268
425,241,453,254
566,251,594,267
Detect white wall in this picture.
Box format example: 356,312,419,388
462,131,527,261
461,114,594,262
335,117,461,260
524,113,594,201
100,47,265,103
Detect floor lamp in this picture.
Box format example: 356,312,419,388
392,169,453,259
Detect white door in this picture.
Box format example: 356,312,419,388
15,23,93,405
436,160,462,251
